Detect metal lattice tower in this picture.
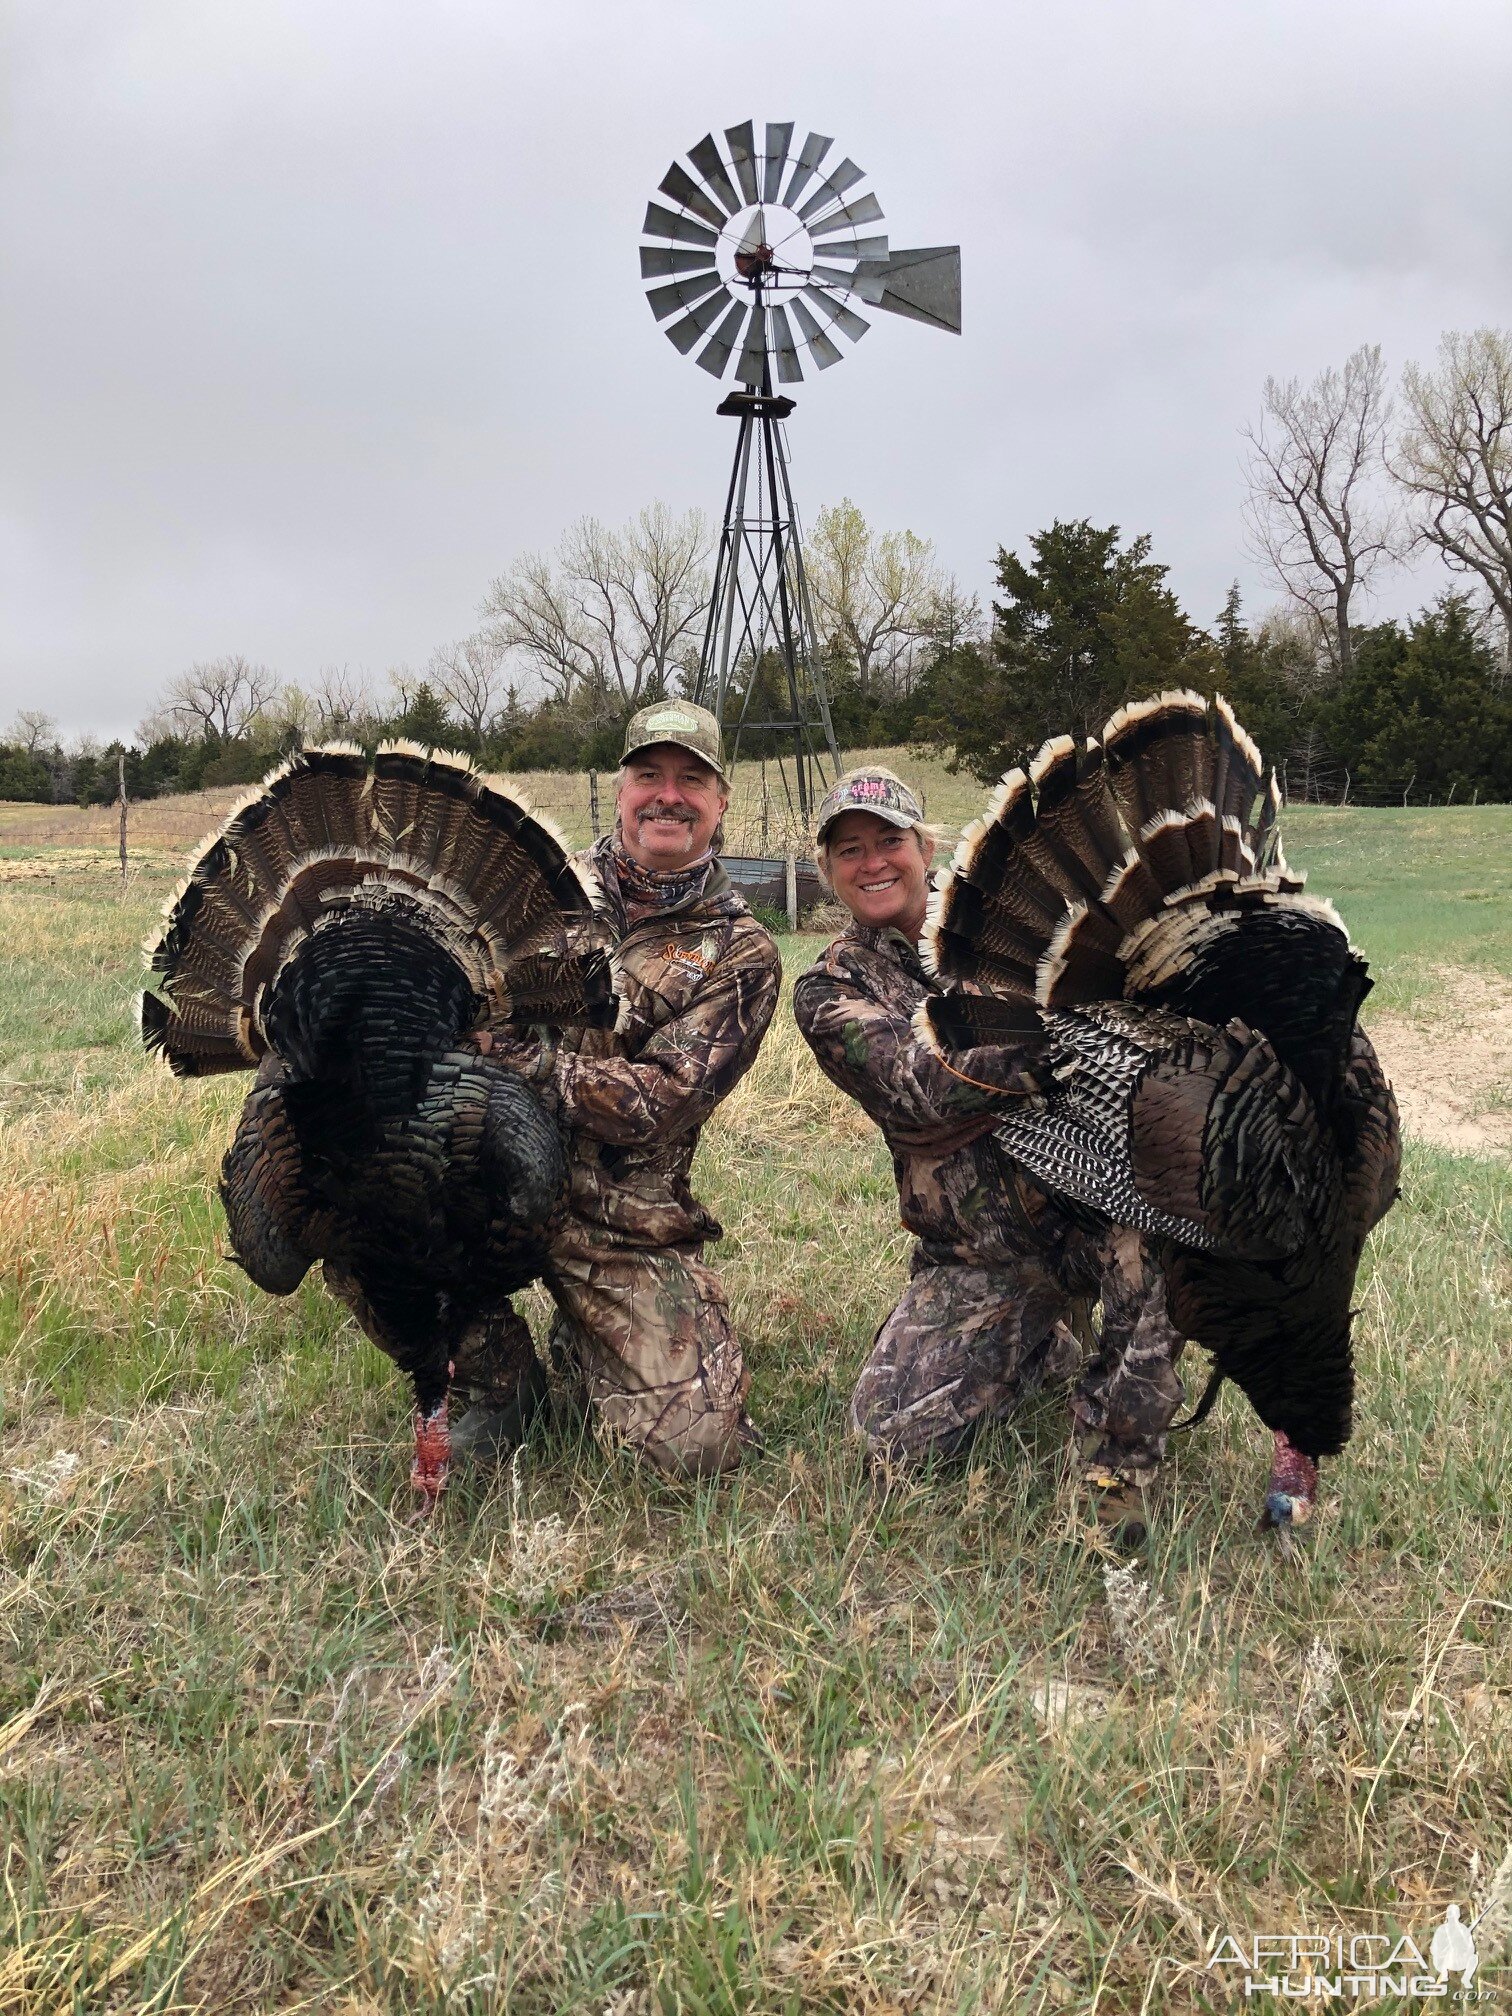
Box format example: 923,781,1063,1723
639,120,962,824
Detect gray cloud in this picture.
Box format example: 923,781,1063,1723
2,0,1509,736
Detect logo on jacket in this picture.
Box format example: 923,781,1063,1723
661,939,715,974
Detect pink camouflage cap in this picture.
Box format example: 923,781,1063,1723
814,766,926,843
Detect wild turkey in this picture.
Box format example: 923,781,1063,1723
916,692,1401,1537
141,743,615,1508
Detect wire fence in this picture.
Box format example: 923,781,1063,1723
0,746,1500,883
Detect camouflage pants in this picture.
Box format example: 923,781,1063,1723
326,1239,747,1479
850,1252,1084,1463
1069,1228,1188,1486
849,1232,1185,1471
542,1222,749,1479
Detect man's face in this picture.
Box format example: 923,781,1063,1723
825,810,930,936
617,744,727,869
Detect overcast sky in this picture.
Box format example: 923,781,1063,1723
3,0,1509,739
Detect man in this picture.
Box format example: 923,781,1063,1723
791,766,1185,1529
455,700,782,1477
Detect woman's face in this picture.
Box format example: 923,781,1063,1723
825,810,930,937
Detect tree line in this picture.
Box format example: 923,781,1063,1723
5,326,1509,807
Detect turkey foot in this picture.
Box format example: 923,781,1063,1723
410,1398,451,1518
1260,1430,1317,1556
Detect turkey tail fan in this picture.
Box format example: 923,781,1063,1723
1102,689,1214,851
911,991,1045,1055
924,692,1350,1050
494,946,616,1029
921,740,1133,998
141,744,613,1077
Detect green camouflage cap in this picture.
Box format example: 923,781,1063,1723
621,700,728,783
814,766,926,842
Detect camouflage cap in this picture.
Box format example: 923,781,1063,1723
621,700,728,783
814,766,926,842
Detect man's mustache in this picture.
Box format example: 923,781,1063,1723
635,801,698,826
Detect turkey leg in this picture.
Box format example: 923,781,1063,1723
410,1393,452,1514
1260,1429,1317,1554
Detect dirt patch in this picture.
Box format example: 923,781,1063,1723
1367,967,1512,1158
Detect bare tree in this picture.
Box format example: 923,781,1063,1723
1243,345,1398,677
156,655,279,740
805,499,957,698
1395,328,1512,674
429,632,507,745
481,504,711,714
310,664,374,739
264,682,312,747
7,709,57,753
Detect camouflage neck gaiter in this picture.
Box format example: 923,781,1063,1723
608,836,715,924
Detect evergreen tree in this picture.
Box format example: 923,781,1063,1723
930,520,1212,781
1330,596,1512,803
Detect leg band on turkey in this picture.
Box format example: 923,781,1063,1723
910,691,1402,1543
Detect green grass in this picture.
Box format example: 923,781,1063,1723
1,821,1510,2011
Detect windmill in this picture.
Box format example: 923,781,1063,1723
640,120,961,824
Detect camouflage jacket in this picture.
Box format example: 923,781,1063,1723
792,921,1090,1273
495,836,782,1251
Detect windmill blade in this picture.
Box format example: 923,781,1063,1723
666,284,734,354
802,284,870,344
640,244,718,278
769,303,803,383
808,233,889,265
796,157,865,223
688,133,742,217
643,201,719,248
724,120,760,205
812,262,886,304
809,193,887,238
761,122,795,202
696,298,748,378
871,246,963,333
646,269,725,322
781,130,833,210
659,161,727,230
789,294,844,370
734,301,769,386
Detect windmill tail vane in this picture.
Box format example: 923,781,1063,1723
640,119,961,821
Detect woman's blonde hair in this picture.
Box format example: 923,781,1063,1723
814,765,941,889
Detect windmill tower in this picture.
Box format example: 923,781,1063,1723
640,121,962,824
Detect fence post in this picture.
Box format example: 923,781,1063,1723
1446,782,1457,805
760,758,769,855
1402,767,1415,807
117,751,128,888
784,851,798,932
1340,769,1350,807
589,769,600,839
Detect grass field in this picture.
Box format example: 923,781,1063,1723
1,774,1510,2012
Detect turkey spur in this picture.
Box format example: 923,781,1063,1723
141,743,615,1510
915,691,1401,1537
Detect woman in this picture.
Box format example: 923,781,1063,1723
792,766,1184,1531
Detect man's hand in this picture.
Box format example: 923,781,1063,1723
473,1027,558,1084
